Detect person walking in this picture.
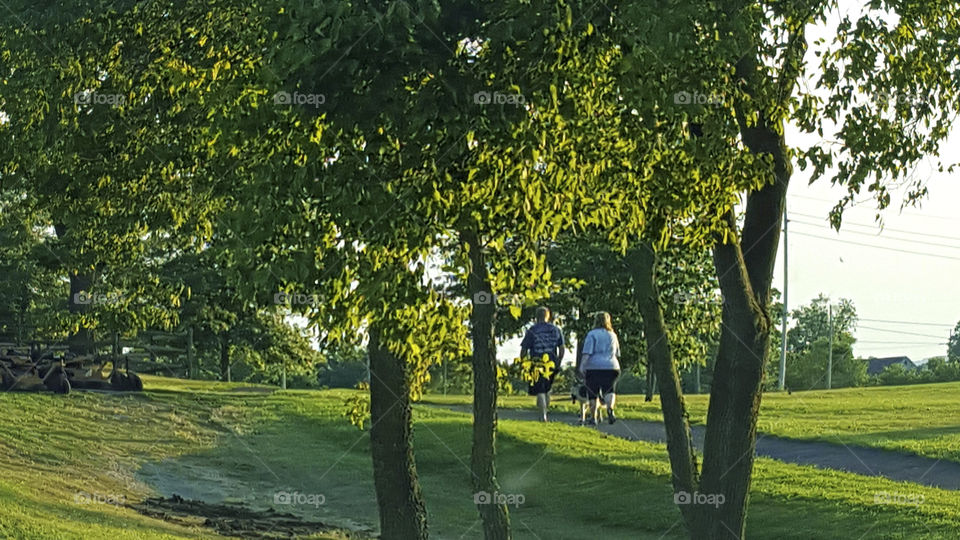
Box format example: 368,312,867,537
520,306,565,422
579,312,621,425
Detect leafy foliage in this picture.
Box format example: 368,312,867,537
949,321,960,363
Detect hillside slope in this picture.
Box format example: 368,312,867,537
2,377,959,539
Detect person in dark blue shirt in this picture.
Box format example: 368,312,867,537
520,306,565,422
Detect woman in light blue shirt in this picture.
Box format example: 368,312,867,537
579,312,621,425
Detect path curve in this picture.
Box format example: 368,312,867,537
434,404,960,491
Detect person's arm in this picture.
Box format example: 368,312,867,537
613,332,621,359
519,329,532,358
580,332,594,374
556,328,565,363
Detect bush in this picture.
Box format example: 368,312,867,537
615,369,647,395
875,364,919,386
924,357,960,383
786,336,864,390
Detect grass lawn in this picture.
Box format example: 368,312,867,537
0,376,957,538
425,381,960,463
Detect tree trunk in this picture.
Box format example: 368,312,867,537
220,334,231,382
692,85,792,537
463,229,511,540
54,223,94,356
367,326,429,540
644,363,655,402
630,244,700,521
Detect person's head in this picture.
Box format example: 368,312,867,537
535,306,551,323
593,311,613,331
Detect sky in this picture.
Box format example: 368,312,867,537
775,137,960,363
775,2,960,364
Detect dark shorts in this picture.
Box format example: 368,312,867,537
527,357,558,395
584,369,620,398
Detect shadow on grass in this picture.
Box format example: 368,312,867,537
130,393,960,540
855,424,960,443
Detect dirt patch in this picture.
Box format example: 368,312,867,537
129,494,368,539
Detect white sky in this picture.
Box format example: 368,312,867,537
777,130,959,363
778,1,960,363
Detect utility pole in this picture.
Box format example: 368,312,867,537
950,327,956,363
778,210,788,391
827,304,834,390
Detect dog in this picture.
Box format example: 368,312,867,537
571,381,605,425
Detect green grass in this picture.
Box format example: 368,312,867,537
1,377,959,538
426,381,960,463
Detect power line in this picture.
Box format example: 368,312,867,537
791,231,960,261
856,340,947,345
790,212,960,242
859,317,955,327
791,219,960,250
789,194,960,222
858,325,949,339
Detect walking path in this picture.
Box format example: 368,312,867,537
435,404,960,491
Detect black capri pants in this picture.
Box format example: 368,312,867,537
584,369,620,399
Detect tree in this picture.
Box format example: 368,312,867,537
786,335,865,390
0,0,262,353
787,295,857,356
603,1,960,537
876,363,919,386
921,356,960,383
782,296,861,390
0,204,66,343
207,4,475,536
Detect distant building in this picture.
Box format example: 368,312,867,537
865,356,917,376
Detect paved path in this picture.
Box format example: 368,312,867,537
435,405,960,491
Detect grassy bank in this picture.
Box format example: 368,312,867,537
0,377,956,538
425,381,960,463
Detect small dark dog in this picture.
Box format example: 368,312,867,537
571,381,604,425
